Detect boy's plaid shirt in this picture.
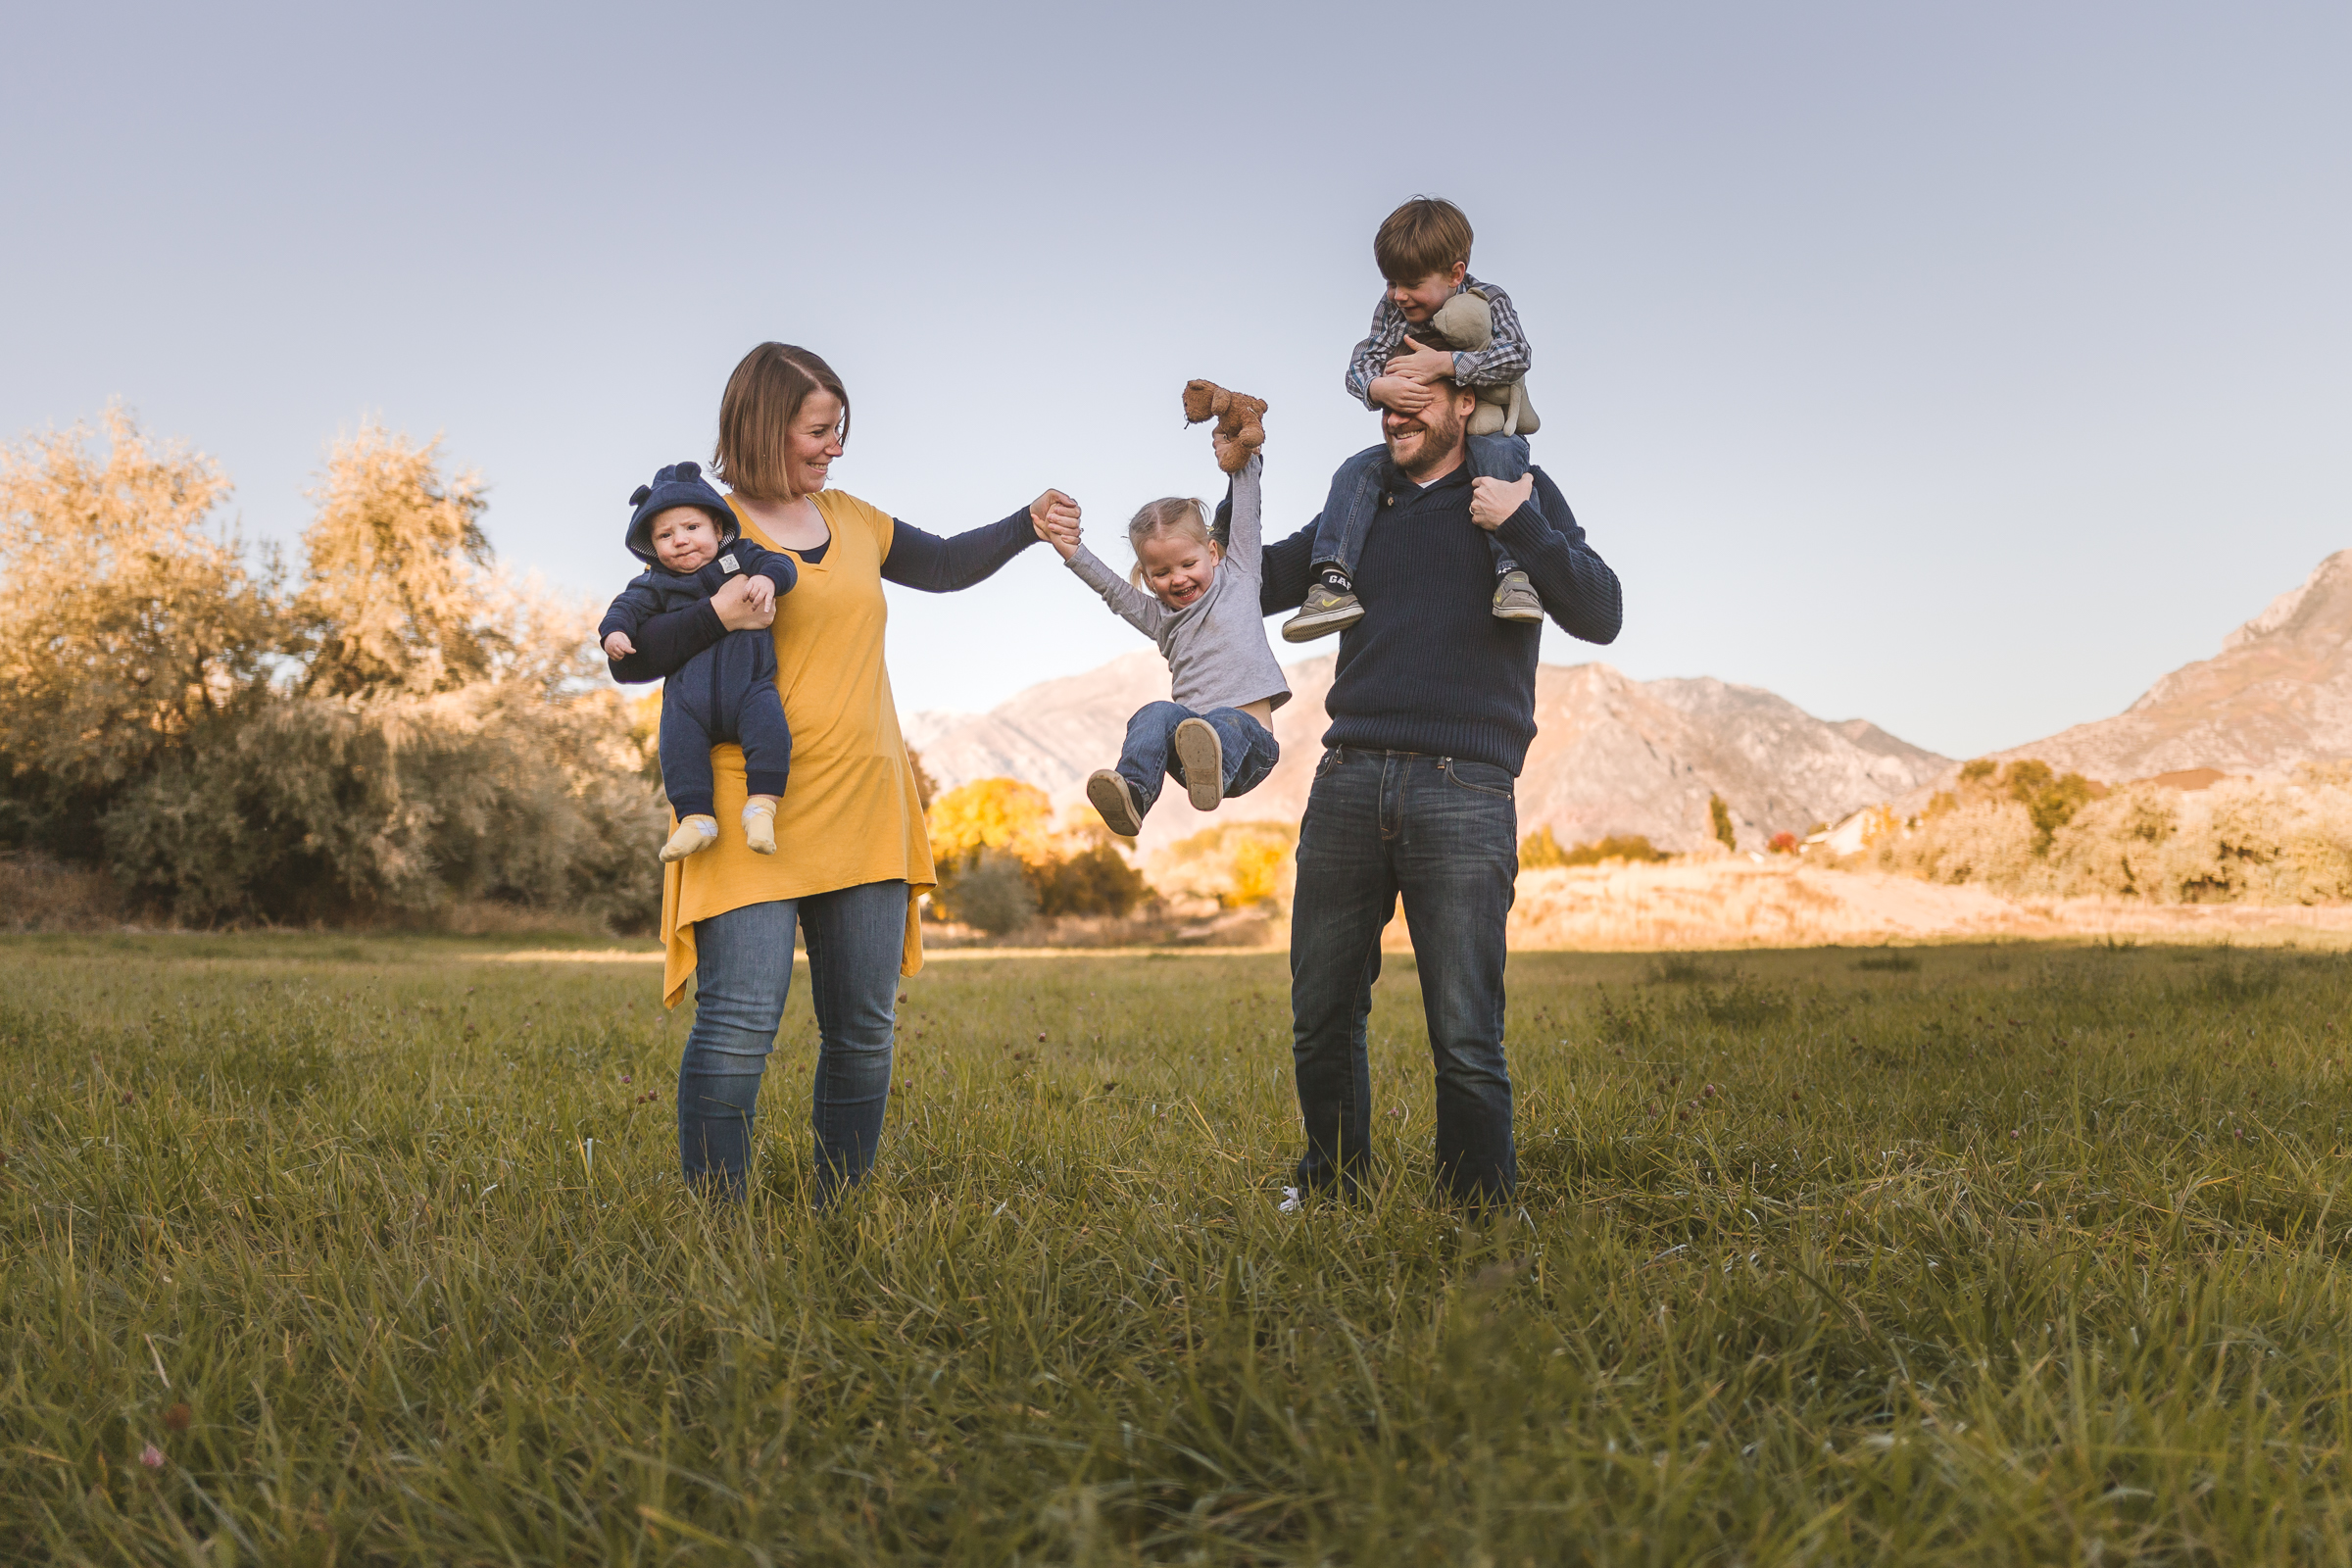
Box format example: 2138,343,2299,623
1345,273,1532,407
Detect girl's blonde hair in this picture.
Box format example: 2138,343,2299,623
1126,496,1219,588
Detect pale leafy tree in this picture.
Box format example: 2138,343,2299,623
4,408,664,923
294,423,498,698
0,405,277,798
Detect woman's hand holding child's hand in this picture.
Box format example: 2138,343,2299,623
742,576,777,614
1469,473,1535,531
1031,489,1080,531
710,574,775,632
1032,489,1083,561
602,630,636,660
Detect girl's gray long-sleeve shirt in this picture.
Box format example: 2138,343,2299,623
1065,454,1292,715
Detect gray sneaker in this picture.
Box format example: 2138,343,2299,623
1492,568,1544,622
1086,769,1143,837
1282,582,1365,642
1173,718,1224,811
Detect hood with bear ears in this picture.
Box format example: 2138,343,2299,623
623,461,740,567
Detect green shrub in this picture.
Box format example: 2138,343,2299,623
101,686,662,930
946,850,1038,935
1029,841,1150,918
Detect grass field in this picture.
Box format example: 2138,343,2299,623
6,932,2352,1564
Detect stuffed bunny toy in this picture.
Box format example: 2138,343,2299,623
1424,289,1540,437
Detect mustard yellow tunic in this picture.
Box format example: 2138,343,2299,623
659,489,934,1005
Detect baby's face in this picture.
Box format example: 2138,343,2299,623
651,507,720,572
1137,531,1219,611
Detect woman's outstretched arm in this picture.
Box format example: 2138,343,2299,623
881,508,1046,593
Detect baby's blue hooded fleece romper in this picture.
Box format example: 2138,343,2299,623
598,462,797,821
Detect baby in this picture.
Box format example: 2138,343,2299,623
598,461,798,863
1037,385,1289,836
1284,194,1543,642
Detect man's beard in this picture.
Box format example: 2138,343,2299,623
1387,398,1464,482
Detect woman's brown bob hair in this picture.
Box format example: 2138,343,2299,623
712,342,852,501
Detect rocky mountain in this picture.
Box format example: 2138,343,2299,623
906,654,1952,854
1996,549,2352,781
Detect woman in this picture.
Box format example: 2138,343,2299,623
610,341,1071,1201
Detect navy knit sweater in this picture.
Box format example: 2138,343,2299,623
1256,457,1621,773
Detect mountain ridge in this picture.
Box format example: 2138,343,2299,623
907,654,1953,854
1993,549,2352,781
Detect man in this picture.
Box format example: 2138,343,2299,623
1254,377,1621,1205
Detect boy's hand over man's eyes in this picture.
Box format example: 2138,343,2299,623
602,630,636,659
1369,374,1435,416
1386,337,1456,384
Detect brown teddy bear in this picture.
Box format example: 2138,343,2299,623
1182,379,1268,473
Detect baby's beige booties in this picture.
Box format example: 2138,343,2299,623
660,814,719,863
742,798,778,856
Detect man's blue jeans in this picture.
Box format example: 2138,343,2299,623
1289,747,1519,1204
676,880,906,1203
1308,435,1531,580
1117,701,1280,820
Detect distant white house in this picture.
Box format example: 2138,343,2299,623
1805,805,1898,858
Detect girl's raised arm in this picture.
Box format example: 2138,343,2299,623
1223,452,1264,575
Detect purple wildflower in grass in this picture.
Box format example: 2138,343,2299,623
139,1444,164,1470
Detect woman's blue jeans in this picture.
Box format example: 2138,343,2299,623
676,880,906,1203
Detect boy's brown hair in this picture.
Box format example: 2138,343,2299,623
712,342,852,500
1374,196,1474,283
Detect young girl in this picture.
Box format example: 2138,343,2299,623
1039,388,1290,836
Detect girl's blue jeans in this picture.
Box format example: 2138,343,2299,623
676,880,906,1203
1116,701,1280,820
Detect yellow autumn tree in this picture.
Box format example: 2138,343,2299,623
294,423,497,698
1152,820,1298,909
924,776,1149,926
927,777,1056,867
0,406,278,819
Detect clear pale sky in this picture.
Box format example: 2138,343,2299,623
5,3,2344,759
